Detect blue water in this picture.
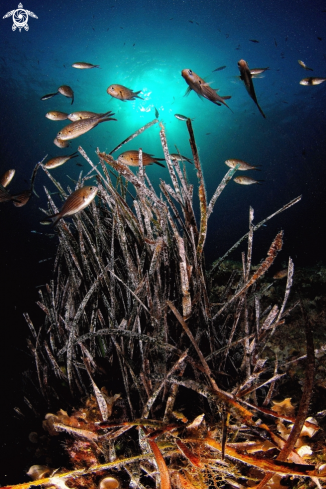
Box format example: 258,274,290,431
1,0,326,482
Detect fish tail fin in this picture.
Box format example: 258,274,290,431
253,168,261,171
257,104,266,118
184,86,192,97
40,213,61,227
257,180,265,185
155,161,166,168
218,97,233,113
98,111,117,123
71,95,74,105
102,111,116,118
69,152,79,159
135,91,144,99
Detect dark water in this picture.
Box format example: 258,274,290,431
1,0,326,483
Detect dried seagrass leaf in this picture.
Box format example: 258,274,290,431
275,257,294,324
1,453,164,489
272,398,295,417
185,119,207,258
214,231,283,318
175,439,204,468
211,196,301,272
142,428,171,489
109,119,158,155
207,166,239,219
159,123,182,200
83,359,108,421
142,350,188,419
203,437,318,477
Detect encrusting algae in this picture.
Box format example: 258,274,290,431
4,120,326,489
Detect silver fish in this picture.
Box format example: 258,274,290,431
56,111,116,141
58,85,74,104
72,62,100,69
107,84,143,101
300,77,326,85
41,186,98,226
225,159,261,171
170,153,193,164
45,111,69,121
181,69,232,111
174,113,194,121
44,152,79,169
0,169,15,187
54,137,70,148
234,176,263,185
67,111,103,121
237,59,266,118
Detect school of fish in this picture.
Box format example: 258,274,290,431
2,53,323,226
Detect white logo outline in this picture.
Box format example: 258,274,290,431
3,3,38,32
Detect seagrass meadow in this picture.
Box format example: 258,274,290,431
3,119,326,489
2,0,326,485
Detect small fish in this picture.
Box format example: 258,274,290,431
234,176,263,185
44,152,79,169
0,169,15,187
41,186,98,226
0,183,15,203
238,59,266,118
58,85,74,104
250,67,269,76
107,84,143,101
117,150,165,168
56,111,116,141
12,189,33,207
54,137,70,148
67,111,103,121
273,269,288,279
300,77,326,85
225,159,261,171
213,65,226,72
41,92,59,101
133,43,135,46
72,62,100,69
189,20,193,23
317,37,322,41
45,111,69,121
76,163,83,167
154,107,159,118
174,113,194,121
249,39,259,43
12,160,41,207
181,69,232,111
170,153,193,164
298,60,313,71
274,38,277,46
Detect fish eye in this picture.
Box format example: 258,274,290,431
188,69,193,75
110,86,114,91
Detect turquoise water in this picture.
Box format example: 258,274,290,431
1,0,326,481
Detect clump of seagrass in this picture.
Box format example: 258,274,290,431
17,119,325,489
